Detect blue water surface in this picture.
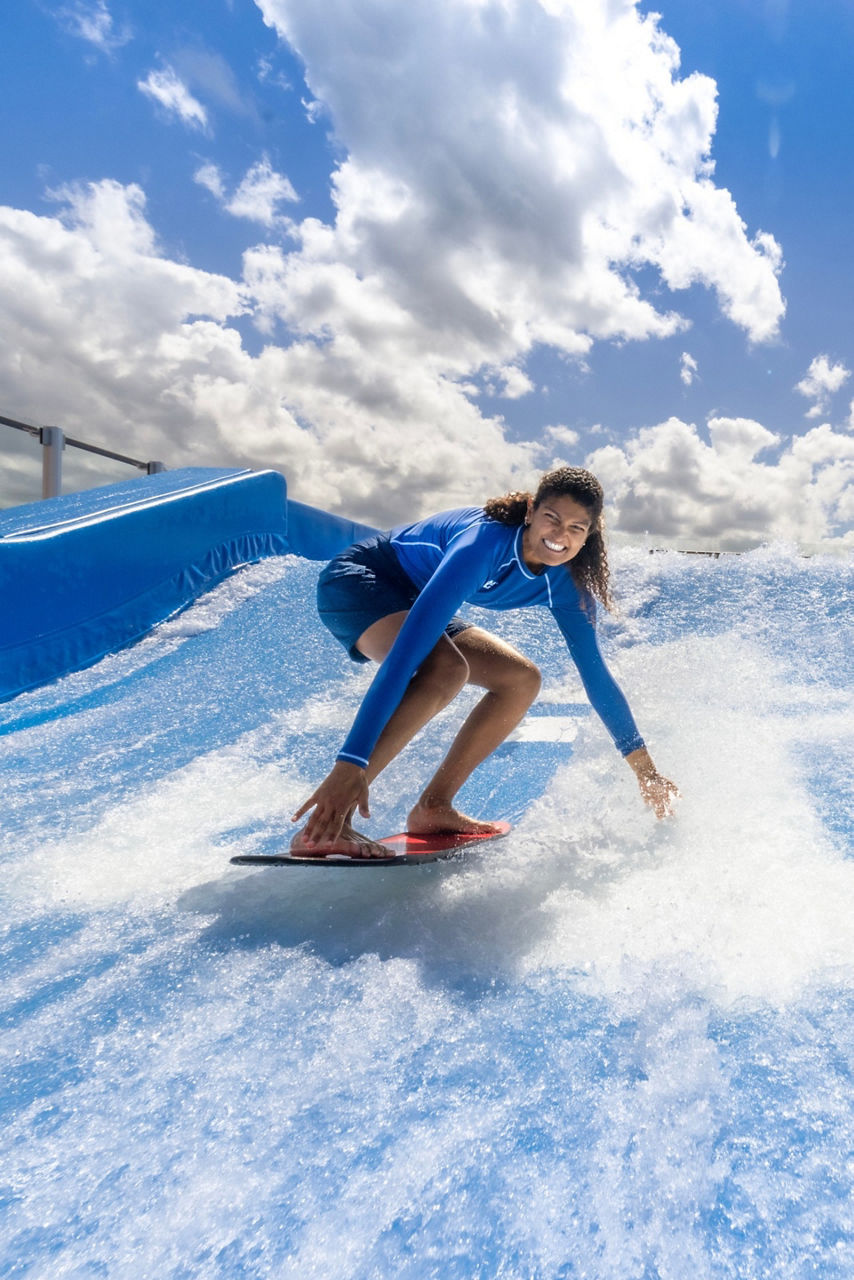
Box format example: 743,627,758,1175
1,548,852,1279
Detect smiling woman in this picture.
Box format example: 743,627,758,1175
483,466,613,611
291,466,679,860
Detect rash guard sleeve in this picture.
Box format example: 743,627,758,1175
336,523,493,768
551,603,645,757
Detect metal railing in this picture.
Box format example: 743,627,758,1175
1,413,165,500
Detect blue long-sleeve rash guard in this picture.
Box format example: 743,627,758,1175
336,507,645,768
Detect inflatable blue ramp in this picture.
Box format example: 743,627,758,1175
0,467,376,700
1,468,853,1278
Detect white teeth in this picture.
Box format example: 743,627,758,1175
544,539,564,552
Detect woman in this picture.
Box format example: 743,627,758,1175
292,466,677,859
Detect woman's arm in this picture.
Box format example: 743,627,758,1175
293,524,493,844
552,604,644,755
552,603,678,818
335,524,491,768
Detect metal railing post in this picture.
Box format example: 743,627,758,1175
40,426,65,499
4,412,170,500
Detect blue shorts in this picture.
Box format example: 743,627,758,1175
317,534,472,663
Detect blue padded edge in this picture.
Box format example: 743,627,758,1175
1,467,381,701
285,499,378,561
1,468,288,699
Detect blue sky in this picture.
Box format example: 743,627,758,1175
1,0,853,549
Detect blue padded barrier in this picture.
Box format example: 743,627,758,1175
1,468,289,699
285,499,378,561
1,467,381,701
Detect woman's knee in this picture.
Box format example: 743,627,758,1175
455,629,541,702
513,659,542,702
417,640,470,699
486,655,541,705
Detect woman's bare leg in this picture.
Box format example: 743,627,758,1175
356,612,472,782
405,627,541,833
361,620,542,833
292,618,539,853
290,613,472,857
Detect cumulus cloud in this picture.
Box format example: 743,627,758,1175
195,158,299,227
795,354,850,419
254,0,785,364
544,424,581,452
680,352,698,386
588,415,854,551
138,67,209,131
0,182,537,522
55,0,131,52
0,181,848,544
4,2,834,545
193,163,226,202
480,364,535,399
0,182,246,463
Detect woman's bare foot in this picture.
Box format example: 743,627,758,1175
289,824,394,860
406,798,504,836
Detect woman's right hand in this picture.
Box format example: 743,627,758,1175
625,747,679,819
291,761,371,847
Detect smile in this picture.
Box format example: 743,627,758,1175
543,539,565,552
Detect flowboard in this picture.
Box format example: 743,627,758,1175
230,821,512,867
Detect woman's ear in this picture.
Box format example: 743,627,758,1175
525,498,534,526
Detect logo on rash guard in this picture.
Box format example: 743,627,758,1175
480,579,498,591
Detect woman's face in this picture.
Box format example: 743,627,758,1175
522,493,594,570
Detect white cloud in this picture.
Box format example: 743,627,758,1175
0,3,818,544
193,163,226,202
769,116,781,160
256,55,292,91
254,0,784,362
795,354,850,419
0,182,247,464
195,158,299,227
544,424,580,450
0,182,538,523
228,159,299,225
0,181,848,546
588,415,854,551
46,178,159,257
680,351,698,386
138,67,209,131
301,96,325,124
481,364,534,400
55,0,131,52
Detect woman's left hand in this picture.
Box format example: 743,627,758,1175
291,760,370,846
625,748,680,819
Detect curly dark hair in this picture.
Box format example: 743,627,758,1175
484,466,612,610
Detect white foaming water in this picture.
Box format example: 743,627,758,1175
1,547,852,1278
519,631,854,1005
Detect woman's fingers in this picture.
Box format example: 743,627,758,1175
639,772,680,819
303,795,348,844
291,792,319,823
291,793,337,842
291,763,371,846
356,778,371,820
